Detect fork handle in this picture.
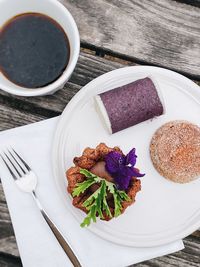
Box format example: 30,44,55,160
32,191,82,267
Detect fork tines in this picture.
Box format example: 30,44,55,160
1,148,30,180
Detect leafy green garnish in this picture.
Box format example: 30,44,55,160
72,178,96,197
72,169,131,227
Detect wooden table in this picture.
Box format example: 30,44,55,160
0,0,200,266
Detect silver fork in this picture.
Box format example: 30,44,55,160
1,148,81,267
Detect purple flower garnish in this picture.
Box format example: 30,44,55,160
105,148,145,190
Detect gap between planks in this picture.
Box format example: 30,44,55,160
80,46,200,83
174,0,200,8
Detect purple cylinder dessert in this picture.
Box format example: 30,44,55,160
95,77,165,134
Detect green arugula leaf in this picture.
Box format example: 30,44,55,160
83,187,101,208
80,213,92,227
105,180,115,194
72,178,96,197
113,192,122,217
118,190,131,201
101,180,113,218
80,169,97,179
72,169,131,227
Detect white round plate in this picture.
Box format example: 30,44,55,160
52,66,200,247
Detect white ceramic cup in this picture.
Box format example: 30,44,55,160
0,0,80,96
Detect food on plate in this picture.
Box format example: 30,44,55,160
150,121,200,183
66,143,145,227
95,77,164,134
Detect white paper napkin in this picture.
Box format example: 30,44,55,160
0,117,184,267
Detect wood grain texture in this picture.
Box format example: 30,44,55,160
0,104,45,131
0,184,19,257
0,51,200,266
60,0,200,78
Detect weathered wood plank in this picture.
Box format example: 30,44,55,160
0,184,19,257
0,82,78,118
59,0,200,78
0,104,45,131
0,238,19,258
